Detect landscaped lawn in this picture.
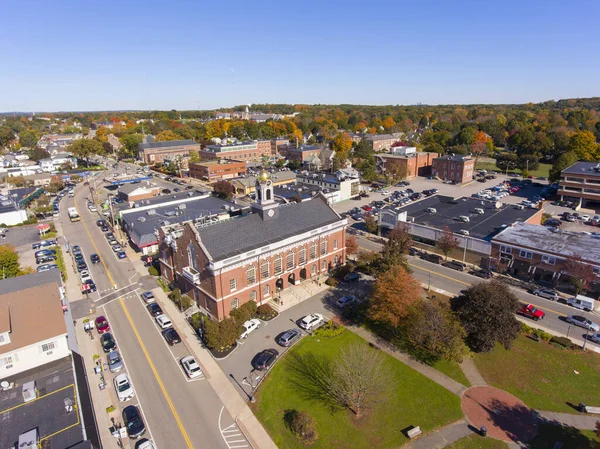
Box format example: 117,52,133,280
432,358,470,387
251,330,463,449
525,423,600,448
475,161,552,179
473,336,600,413
445,434,508,449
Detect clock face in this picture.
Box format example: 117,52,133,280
266,181,272,186
267,209,275,217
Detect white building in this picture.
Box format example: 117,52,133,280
0,271,70,377
39,153,78,172
296,171,360,202
390,146,417,156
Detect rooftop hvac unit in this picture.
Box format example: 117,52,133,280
22,381,37,403
178,204,187,210
137,217,146,222
147,209,156,215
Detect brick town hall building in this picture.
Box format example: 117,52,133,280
158,170,348,320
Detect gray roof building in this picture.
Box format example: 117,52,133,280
560,161,600,176
138,139,197,150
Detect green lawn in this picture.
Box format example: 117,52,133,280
432,358,471,387
473,336,600,413
475,161,552,179
524,423,599,449
251,331,463,449
445,434,508,449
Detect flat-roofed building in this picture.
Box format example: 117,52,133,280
558,161,600,209
199,140,271,164
138,139,200,164
432,154,474,183
189,160,246,183
376,152,437,179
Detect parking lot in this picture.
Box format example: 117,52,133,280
216,276,373,399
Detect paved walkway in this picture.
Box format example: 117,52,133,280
403,420,472,449
345,325,468,396
535,410,600,430
459,358,488,386
127,252,278,449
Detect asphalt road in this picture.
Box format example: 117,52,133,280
61,167,243,449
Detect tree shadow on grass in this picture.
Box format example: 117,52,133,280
286,352,345,413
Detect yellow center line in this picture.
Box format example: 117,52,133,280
119,298,194,449
73,192,116,287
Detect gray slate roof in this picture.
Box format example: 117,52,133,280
196,196,342,261
0,270,61,295
561,161,600,176
138,139,198,150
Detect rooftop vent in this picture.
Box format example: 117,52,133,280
178,204,186,210
137,217,146,222
147,209,156,215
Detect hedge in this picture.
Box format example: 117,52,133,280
313,320,345,338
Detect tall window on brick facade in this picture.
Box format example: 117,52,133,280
286,252,294,270
187,243,198,271
264,284,270,296
320,240,327,256
250,290,257,301
231,298,239,309
246,265,256,284
261,261,269,279
321,260,327,271
311,264,317,276
230,278,237,291
274,256,283,275
298,247,306,265
309,243,316,260
333,239,338,250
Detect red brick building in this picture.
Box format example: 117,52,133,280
199,140,274,164
158,170,347,319
376,152,437,179
137,139,200,164
189,160,246,183
432,155,474,183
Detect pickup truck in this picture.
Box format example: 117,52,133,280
517,303,545,321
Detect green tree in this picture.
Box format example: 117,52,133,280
0,245,23,279
0,126,15,147
19,129,39,147
364,215,378,234
119,133,143,158
28,146,50,162
44,178,64,194
436,226,459,260
517,154,540,172
451,281,520,353
188,151,200,163
495,153,519,173
67,139,104,167
568,130,599,161
455,126,476,146
549,151,578,183
376,223,411,272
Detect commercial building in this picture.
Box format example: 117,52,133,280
278,144,327,164
158,170,347,320
231,170,296,195
138,139,200,164
491,222,600,296
117,181,161,202
271,137,289,155
375,152,437,179
199,140,272,164
558,161,600,209
365,134,404,151
297,171,360,202
189,160,247,183
379,195,542,264
431,154,474,183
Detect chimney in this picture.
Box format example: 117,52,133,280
295,137,299,149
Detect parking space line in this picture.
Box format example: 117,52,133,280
219,407,250,449
0,383,75,415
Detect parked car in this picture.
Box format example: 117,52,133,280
117,251,127,259
32,240,56,250
252,349,279,371
421,253,443,264
123,405,146,439
36,254,57,264
276,329,301,347
77,261,88,272
240,319,261,339
35,249,56,258
162,328,181,345
408,247,423,257
155,314,173,329
80,270,92,283
343,272,360,282
83,279,97,293
566,315,600,332
95,316,110,334
442,261,466,271
90,254,101,264
147,303,163,317
336,295,357,309
37,263,58,273
101,333,116,353
517,303,545,321
586,333,600,344
114,373,135,402
112,244,123,252
299,313,324,330
141,291,155,303
180,356,203,379
107,350,124,373
532,288,558,301
470,269,493,279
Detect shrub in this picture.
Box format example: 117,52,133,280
230,300,257,323
181,294,194,311
156,277,171,293
188,313,205,332
550,335,578,350
257,304,277,320
204,317,238,350
148,266,159,276
324,277,339,287
289,410,319,445
520,322,534,335
534,329,553,342
314,320,345,338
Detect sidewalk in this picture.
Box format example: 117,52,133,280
535,410,600,430
403,419,471,449
127,251,278,449
345,324,468,396
459,358,487,386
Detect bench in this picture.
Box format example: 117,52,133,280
407,426,422,439
583,405,600,414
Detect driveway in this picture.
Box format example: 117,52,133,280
216,278,373,399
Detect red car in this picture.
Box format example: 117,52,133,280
517,304,545,321
95,316,110,334
362,205,372,211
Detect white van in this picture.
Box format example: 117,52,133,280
474,208,485,215
459,216,470,223
426,208,437,214
567,295,596,312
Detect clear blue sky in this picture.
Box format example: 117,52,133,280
2,0,599,112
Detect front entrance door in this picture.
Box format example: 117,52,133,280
288,272,296,285
300,268,307,280
276,278,284,291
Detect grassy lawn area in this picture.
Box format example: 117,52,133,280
473,335,600,413
251,331,463,449
432,358,470,387
525,423,599,448
56,246,67,281
475,161,552,179
445,434,508,449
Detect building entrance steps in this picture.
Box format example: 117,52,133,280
270,278,330,313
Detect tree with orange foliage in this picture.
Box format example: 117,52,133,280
368,264,422,328
470,130,494,165
332,132,352,161
354,122,368,132
346,235,359,258
382,117,396,130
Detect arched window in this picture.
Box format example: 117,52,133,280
286,252,294,270
264,284,270,296
231,298,239,309
334,255,339,265
321,260,327,271
246,265,256,284
274,255,283,275
266,189,271,201
320,240,327,256
311,264,317,276
261,261,269,279
249,290,257,302
309,242,317,260
187,243,198,271
298,247,306,265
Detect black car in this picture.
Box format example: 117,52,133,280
173,187,181,192
123,405,146,439
101,333,116,353
252,349,279,371
408,247,423,257
470,269,493,279
83,279,97,292
72,245,81,255
36,255,57,264
77,262,88,272
162,188,171,194
74,253,84,262
90,254,101,264
162,328,181,345
544,219,561,227
421,253,443,264
343,272,361,282
147,303,163,317
276,329,301,347
96,219,106,227
442,260,466,271
106,232,114,240
101,225,109,232
185,186,194,190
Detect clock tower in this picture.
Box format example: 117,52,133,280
252,169,279,220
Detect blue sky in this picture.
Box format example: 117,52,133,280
1,0,599,111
